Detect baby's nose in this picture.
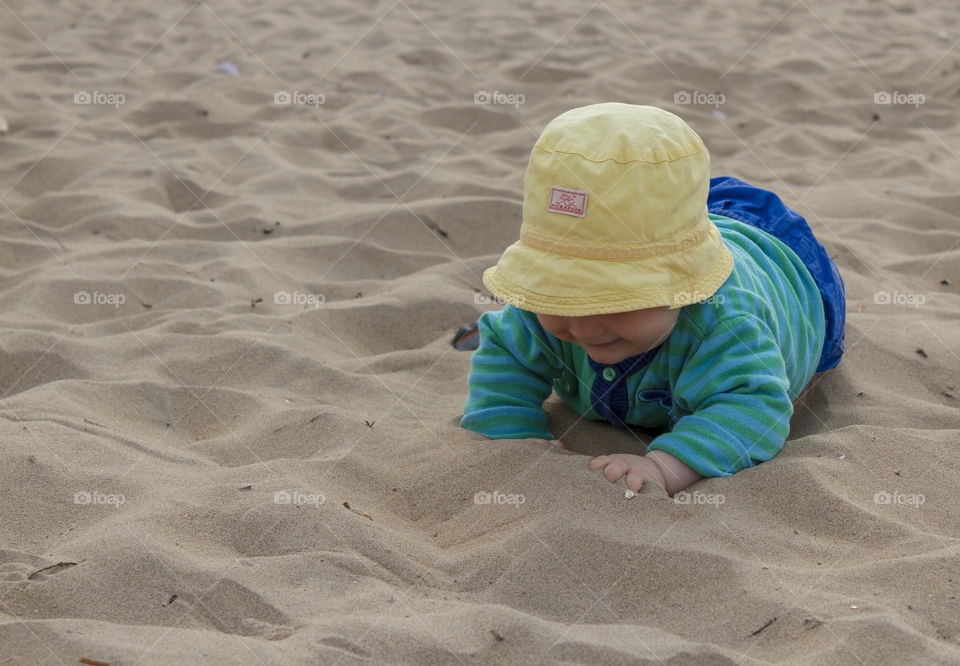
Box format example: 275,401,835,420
568,317,605,339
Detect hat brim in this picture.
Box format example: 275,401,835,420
482,219,734,316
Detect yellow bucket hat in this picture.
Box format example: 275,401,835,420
482,103,734,316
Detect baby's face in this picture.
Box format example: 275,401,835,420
537,307,680,364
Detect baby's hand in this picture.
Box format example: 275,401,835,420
590,453,667,493
528,438,566,450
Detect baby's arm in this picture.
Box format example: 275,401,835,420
646,314,794,478
460,305,565,440
590,314,793,496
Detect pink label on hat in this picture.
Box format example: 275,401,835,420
547,186,588,217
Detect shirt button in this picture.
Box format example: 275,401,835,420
602,367,616,381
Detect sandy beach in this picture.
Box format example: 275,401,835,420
1,0,959,663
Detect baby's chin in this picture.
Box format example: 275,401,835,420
582,339,654,364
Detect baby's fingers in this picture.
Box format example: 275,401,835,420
589,456,611,470
529,438,566,450
603,460,629,483
592,457,629,483
625,469,647,494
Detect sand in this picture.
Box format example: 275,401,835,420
1,0,959,663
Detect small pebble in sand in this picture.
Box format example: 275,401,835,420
217,61,239,76
624,489,636,499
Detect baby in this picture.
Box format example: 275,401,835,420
460,103,845,496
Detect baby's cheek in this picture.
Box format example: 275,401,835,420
625,325,662,345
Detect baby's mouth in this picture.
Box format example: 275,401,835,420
584,338,620,348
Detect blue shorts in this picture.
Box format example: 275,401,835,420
707,176,845,372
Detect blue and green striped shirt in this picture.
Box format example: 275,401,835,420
460,215,826,478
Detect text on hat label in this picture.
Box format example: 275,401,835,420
547,186,588,217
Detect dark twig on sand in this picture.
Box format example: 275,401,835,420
750,616,777,636
27,561,78,580
78,657,111,666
